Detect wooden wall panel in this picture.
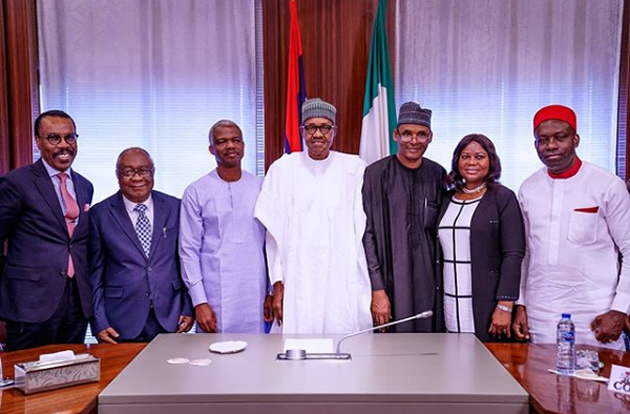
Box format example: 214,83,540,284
1,0,39,173
0,0,39,343
0,2,4,343
263,0,395,169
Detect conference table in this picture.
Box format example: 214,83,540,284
98,333,527,413
0,335,626,413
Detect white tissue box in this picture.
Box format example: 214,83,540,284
14,353,100,394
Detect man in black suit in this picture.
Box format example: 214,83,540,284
89,148,193,342
0,110,94,351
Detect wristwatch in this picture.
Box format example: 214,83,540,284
497,304,513,313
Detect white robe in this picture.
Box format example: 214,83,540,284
518,161,630,349
179,170,267,333
254,151,372,334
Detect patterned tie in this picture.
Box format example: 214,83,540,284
134,204,152,258
58,172,79,277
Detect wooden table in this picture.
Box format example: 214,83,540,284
486,342,630,413
1,340,628,414
0,343,145,414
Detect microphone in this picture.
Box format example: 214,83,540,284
335,310,433,354
276,310,433,361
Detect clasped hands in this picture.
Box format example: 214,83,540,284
97,314,193,343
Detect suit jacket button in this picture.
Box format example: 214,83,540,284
147,267,152,272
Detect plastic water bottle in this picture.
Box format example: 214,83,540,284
556,313,576,375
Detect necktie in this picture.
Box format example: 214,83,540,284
134,204,152,257
58,172,79,277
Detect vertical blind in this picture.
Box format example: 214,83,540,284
37,0,263,203
396,0,623,191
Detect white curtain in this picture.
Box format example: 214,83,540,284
396,0,623,191
37,0,260,202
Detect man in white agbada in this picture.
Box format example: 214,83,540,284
254,98,372,334
513,105,630,350
179,120,272,333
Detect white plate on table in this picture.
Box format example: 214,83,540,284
209,340,248,354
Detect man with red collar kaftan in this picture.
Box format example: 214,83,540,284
513,105,630,350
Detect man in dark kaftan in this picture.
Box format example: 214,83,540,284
362,102,446,332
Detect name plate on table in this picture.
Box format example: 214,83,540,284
609,364,630,394
14,354,100,394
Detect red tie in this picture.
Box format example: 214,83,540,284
58,173,79,277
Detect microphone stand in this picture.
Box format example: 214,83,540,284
335,310,433,354
276,310,433,361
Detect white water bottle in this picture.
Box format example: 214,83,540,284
556,313,576,375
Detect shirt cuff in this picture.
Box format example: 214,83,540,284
611,291,630,314
515,286,526,306
188,282,208,308
270,272,283,285
370,274,385,291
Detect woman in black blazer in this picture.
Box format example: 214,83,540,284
437,134,525,342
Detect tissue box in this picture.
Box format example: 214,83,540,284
14,354,100,394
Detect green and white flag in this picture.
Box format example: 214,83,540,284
359,0,397,165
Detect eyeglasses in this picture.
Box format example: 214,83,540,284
302,124,334,136
397,129,430,143
118,167,154,178
41,133,79,145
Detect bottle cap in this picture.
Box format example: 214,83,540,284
561,313,571,318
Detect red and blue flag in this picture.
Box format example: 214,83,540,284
284,0,307,153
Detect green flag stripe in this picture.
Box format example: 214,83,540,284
362,0,397,153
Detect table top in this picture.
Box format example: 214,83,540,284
99,333,527,406
0,343,145,414
486,342,630,414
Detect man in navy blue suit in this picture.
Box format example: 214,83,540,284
89,147,193,342
0,110,94,351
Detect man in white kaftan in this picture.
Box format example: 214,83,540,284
180,120,270,333
254,98,372,334
514,105,630,349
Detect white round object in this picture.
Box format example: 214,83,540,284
166,357,190,365
188,358,212,366
209,340,248,354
